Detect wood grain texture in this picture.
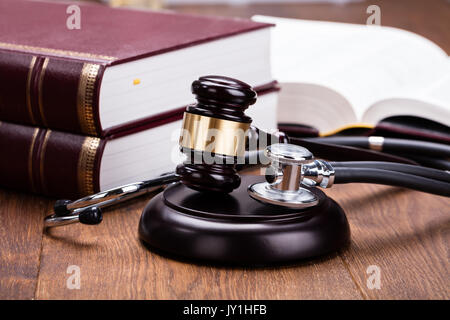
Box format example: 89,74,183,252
325,184,450,299
34,182,450,299
35,192,361,299
0,189,51,299
1,0,449,300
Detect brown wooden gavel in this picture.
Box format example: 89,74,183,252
176,75,281,193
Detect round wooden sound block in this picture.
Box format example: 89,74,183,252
139,175,350,266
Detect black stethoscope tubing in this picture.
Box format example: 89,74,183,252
306,136,450,158
331,161,450,183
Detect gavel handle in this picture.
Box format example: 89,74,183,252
247,126,288,149
232,126,287,171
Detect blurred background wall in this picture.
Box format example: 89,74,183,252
165,0,360,3
97,0,362,8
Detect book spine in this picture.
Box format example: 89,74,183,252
0,121,105,199
0,50,105,136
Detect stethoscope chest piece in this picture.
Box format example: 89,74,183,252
248,183,318,209
248,144,332,209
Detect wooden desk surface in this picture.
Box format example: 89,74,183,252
1,0,449,300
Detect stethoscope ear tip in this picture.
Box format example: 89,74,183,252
54,199,72,216
78,207,103,225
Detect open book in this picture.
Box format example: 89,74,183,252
252,15,450,136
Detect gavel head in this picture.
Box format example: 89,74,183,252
176,75,257,193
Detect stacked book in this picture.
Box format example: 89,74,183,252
0,0,278,198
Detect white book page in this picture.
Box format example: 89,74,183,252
252,16,448,121
415,69,450,108
363,69,450,126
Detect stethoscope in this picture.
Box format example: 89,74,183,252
44,138,450,228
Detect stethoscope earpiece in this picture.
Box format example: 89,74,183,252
53,199,72,216
78,207,103,225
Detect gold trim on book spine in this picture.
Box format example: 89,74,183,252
0,42,116,62
78,137,100,196
77,63,100,136
38,58,49,127
39,130,52,194
26,56,37,124
28,128,40,192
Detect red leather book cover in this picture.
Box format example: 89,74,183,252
0,113,194,199
0,121,105,199
0,0,272,137
0,83,279,199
